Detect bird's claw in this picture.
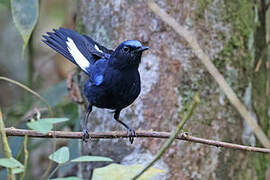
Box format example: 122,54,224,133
127,128,136,144
82,129,90,142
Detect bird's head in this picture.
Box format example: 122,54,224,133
111,40,149,69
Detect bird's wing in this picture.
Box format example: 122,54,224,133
82,35,113,58
42,28,112,75
89,59,109,86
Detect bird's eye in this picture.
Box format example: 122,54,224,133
123,46,129,52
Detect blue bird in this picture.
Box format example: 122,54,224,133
42,28,148,143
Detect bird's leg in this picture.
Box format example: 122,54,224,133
81,105,92,142
114,109,136,144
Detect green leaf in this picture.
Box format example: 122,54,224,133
49,146,70,164
12,167,24,174
71,156,113,163
50,177,83,180
41,118,69,124
0,157,24,168
10,0,39,55
27,118,69,134
92,164,164,180
27,120,52,134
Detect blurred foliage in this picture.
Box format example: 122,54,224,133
50,177,82,180
49,147,70,164
27,118,69,134
0,157,24,174
92,163,164,180
48,146,113,179
71,156,113,163
10,0,38,55
0,0,9,9
0,0,170,179
0,0,81,178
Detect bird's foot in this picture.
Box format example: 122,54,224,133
82,129,90,142
127,128,136,144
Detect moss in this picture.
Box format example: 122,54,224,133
75,17,87,34
253,154,268,180
218,1,254,66
252,65,269,132
208,1,256,97
219,1,270,179
195,0,214,20
251,3,270,179
195,0,270,179
253,10,270,180
252,1,270,134
220,1,270,179
225,1,254,35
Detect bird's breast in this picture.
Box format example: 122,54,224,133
109,69,141,108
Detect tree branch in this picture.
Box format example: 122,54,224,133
4,128,270,154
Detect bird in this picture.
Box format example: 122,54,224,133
42,28,148,144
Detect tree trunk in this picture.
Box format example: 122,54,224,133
76,0,270,179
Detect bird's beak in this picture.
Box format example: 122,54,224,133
136,46,149,52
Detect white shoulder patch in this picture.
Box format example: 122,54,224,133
94,44,103,53
66,37,90,71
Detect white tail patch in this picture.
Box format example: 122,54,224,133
66,37,90,71
94,44,103,53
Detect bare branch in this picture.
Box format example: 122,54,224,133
4,128,270,154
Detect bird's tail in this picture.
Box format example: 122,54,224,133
42,28,77,64
42,28,92,74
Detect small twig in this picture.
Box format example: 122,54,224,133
254,45,268,72
254,58,263,72
147,0,270,148
266,78,270,96
3,127,270,154
132,94,200,180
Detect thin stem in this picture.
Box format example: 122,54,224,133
19,135,29,180
0,108,15,180
132,94,200,180
41,131,57,180
46,160,72,180
0,76,53,116
47,164,61,179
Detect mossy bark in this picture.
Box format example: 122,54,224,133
252,1,270,180
76,0,270,179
